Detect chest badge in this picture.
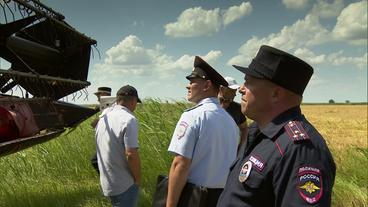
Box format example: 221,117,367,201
239,161,252,183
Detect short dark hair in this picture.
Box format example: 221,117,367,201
116,95,136,104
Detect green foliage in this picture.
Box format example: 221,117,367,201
331,147,368,207
0,100,366,207
134,99,191,205
0,119,109,207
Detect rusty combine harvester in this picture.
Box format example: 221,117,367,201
0,0,98,156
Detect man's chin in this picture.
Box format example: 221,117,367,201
241,102,248,115
186,95,191,101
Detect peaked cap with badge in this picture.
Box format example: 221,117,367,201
233,45,313,96
186,56,228,87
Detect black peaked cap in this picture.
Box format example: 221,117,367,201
233,45,313,95
186,56,228,87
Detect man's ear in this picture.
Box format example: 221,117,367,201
271,86,282,103
203,80,212,91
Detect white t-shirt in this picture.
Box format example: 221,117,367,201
95,105,139,196
168,97,239,188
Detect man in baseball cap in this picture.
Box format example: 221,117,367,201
96,84,142,207
218,76,248,151
116,85,142,103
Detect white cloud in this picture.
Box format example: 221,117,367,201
223,2,252,26
164,2,252,38
282,0,309,10
294,48,326,64
164,7,221,38
332,1,368,45
227,7,367,70
327,51,367,69
228,37,261,66
171,55,194,70
93,35,222,80
311,0,344,18
105,35,152,65
228,14,329,66
202,50,223,64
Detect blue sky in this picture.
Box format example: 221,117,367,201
3,0,368,103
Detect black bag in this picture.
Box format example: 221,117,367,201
152,175,208,207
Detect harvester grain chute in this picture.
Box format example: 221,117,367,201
0,0,99,156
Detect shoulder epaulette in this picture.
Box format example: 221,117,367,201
284,121,309,142
184,103,203,112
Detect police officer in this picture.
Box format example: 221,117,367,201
217,45,336,207
167,56,239,207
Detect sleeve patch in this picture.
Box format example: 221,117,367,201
298,166,323,204
249,155,265,172
284,121,309,142
176,121,188,139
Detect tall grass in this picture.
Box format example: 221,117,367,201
0,101,366,207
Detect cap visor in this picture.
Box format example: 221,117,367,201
233,65,264,79
186,74,204,80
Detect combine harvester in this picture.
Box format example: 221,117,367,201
0,0,98,156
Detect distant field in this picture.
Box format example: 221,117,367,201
0,101,366,207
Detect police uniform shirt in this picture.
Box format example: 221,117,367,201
217,106,336,207
226,101,246,125
95,105,139,196
168,97,239,188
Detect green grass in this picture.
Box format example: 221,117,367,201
0,100,366,207
331,147,368,207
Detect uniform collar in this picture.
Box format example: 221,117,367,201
197,97,220,105
259,106,302,139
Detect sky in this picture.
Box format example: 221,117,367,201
2,0,367,103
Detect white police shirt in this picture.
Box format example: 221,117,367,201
95,105,139,196
168,97,239,188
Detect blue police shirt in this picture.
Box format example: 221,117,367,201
168,97,239,188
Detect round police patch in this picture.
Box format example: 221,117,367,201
239,161,252,183
298,166,323,204
176,121,188,139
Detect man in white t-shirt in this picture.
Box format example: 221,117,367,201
95,85,142,207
